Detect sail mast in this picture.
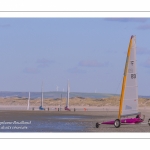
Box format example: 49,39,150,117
118,35,133,119
41,82,43,108
66,80,70,107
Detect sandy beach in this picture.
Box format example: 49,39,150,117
0,110,150,132
0,96,150,132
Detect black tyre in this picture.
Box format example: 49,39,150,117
96,122,100,128
114,119,121,128
148,119,150,126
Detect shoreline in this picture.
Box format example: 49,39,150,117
0,105,150,111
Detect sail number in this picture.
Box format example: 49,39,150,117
131,74,136,79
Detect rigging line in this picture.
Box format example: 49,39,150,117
114,76,122,96
1,11,150,12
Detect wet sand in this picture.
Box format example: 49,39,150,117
0,110,150,132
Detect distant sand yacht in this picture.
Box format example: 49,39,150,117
39,82,45,110
65,80,71,111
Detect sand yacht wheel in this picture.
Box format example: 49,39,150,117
96,122,100,128
114,119,121,128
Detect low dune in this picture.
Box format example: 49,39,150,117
0,96,150,108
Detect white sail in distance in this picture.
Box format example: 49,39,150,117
27,92,30,110
121,35,139,117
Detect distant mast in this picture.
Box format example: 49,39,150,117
56,86,59,91
41,82,43,108
66,80,70,108
27,92,30,110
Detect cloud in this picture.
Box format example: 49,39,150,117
37,63,50,68
0,24,10,28
37,58,53,64
104,18,148,23
137,24,150,30
67,67,86,74
79,60,108,67
105,49,118,53
137,47,150,54
36,58,54,68
23,67,40,74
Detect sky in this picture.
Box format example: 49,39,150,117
0,18,150,95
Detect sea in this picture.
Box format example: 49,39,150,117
0,91,116,99
0,91,149,99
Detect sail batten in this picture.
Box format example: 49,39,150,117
121,112,140,117
126,86,138,87
126,97,138,100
